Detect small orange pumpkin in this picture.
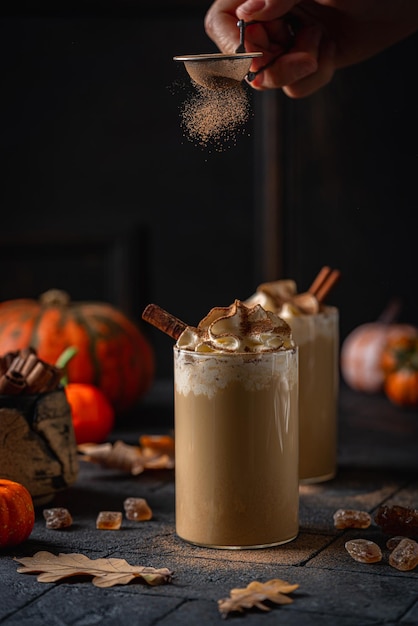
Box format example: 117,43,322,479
0,479,35,548
0,290,154,413
65,383,115,444
384,370,418,407
381,335,418,407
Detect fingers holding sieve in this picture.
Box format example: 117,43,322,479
237,16,298,82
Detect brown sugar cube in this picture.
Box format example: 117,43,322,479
345,539,382,563
43,507,73,529
389,538,418,571
333,509,371,529
123,497,153,521
96,511,123,530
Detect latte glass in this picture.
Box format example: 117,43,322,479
288,306,339,483
173,346,299,549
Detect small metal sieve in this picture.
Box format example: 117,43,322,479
174,20,263,90
173,51,263,89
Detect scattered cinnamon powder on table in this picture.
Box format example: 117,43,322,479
179,80,252,151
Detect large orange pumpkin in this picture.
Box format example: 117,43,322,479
0,290,154,413
0,479,35,548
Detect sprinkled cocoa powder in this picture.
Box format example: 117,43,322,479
179,80,251,151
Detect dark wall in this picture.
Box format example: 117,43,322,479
281,33,418,339
0,3,417,384
0,3,257,380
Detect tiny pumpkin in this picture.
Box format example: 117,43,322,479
0,479,35,548
0,290,154,413
381,334,418,407
384,370,418,407
65,383,115,444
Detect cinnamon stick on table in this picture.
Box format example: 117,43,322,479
142,304,188,340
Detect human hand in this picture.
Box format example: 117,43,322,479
204,0,418,97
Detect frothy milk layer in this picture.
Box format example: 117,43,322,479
174,349,298,398
280,304,338,343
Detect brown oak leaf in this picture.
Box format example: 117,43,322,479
218,579,299,618
15,551,173,588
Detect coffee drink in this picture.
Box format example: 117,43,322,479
173,300,299,548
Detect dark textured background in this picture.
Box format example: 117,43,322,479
0,2,417,383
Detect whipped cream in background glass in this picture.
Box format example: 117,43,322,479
174,300,299,548
246,280,339,483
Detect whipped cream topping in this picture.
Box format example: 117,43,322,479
245,279,320,317
177,299,293,353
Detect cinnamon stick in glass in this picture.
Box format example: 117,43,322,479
142,304,188,340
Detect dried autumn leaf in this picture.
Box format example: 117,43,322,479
218,579,299,618
78,436,174,475
78,441,145,475
15,551,173,588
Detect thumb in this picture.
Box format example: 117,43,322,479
236,0,298,21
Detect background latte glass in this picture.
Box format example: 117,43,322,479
287,307,339,483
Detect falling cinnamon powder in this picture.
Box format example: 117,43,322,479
180,80,251,151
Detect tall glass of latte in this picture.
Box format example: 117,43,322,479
173,300,299,549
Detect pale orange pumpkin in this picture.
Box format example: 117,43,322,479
0,479,35,548
0,290,154,413
341,322,417,393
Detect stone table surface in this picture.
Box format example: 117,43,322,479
1,381,418,626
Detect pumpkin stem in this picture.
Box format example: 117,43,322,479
377,297,402,324
55,346,78,386
39,289,71,308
